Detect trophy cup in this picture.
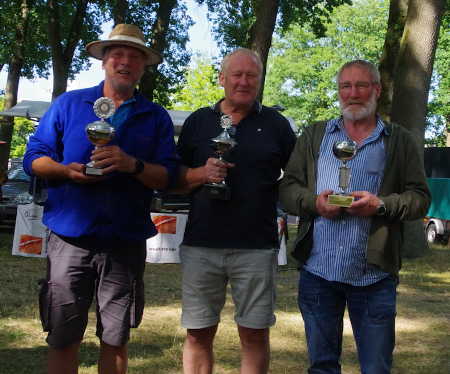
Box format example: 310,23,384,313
84,97,116,176
327,140,357,207
204,114,237,200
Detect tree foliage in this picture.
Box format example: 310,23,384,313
0,97,35,158
196,0,351,101
264,0,388,128
110,0,193,106
47,0,106,99
172,55,224,110
197,0,352,53
426,6,450,146
0,0,51,80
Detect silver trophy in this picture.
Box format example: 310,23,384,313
84,97,116,176
327,140,357,207
204,114,237,200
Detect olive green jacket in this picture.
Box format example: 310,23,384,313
279,120,431,275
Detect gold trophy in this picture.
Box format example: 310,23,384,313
327,140,357,207
84,97,116,176
204,114,236,200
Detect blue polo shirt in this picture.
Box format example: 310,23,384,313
305,117,389,286
23,82,178,241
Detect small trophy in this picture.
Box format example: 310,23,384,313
84,97,116,176
204,114,237,200
327,140,357,207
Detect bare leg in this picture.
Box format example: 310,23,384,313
183,325,218,374
48,341,81,374
238,326,270,374
98,341,128,374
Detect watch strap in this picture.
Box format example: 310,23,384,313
130,159,145,175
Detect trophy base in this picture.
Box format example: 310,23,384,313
204,183,231,200
327,194,354,208
84,165,104,176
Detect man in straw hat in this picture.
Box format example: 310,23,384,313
23,24,178,374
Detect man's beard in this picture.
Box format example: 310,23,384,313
340,91,378,121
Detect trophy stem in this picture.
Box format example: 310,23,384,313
338,163,351,194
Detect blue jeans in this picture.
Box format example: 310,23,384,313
298,270,397,374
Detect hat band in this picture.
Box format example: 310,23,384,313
109,34,147,48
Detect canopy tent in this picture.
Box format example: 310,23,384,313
0,100,51,122
1,100,297,136
0,100,190,135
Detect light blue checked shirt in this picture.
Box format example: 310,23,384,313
304,117,389,286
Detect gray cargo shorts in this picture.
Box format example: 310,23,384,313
38,232,146,348
180,245,278,330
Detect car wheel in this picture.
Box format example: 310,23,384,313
426,223,438,244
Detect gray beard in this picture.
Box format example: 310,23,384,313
340,93,377,121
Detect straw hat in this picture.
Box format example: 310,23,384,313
86,24,162,66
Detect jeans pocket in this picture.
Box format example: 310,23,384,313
130,278,145,328
38,279,51,332
367,278,397,322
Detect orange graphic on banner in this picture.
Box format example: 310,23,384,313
19,235,43,254
152,215,177,234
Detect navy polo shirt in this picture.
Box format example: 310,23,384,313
177,100,297,249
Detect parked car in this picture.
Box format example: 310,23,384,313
0,160,33,227
423,148,450,245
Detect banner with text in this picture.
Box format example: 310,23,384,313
12,203,49,258
146,213,287,265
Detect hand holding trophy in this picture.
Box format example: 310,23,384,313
84,97,116,176
327,140,357,207
204,114,237,200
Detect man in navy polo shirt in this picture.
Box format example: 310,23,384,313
176,48,297,374
23,24,177,374
280,60,430,373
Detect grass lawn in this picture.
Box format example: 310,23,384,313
0,227,449,373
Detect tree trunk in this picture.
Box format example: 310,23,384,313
0,0,30,171
248,0,279,102
139,0,177,102
389,0,446,258
47,0,89,100
377,0,409,120
112,0,128,25
390,0,445,146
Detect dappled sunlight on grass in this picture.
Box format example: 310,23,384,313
1,317,45,348
1,231,449,373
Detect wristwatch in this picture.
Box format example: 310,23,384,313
130,159,145,175
376,199,386,216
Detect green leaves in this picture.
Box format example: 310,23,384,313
264,0,388,129
171,56,224,110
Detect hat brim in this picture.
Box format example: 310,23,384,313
86,40,162,66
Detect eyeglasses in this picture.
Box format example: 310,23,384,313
338,81,378,91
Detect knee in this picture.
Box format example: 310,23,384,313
100,341,128,356
238,326,269,347
186,327,217,348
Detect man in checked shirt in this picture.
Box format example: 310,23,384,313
279,60,431,374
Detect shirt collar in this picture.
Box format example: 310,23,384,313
84,81,138,105
210,98,262,115
326,115,389,137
